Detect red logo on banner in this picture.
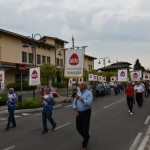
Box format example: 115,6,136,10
31,70,38,79
0,73,2,82
133,73,138,78
112,78,114,80
120,71,125,77
69,53,79,65
145,75,148,78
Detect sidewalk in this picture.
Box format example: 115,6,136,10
0,96,72,114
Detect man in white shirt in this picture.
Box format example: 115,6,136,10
134,82,144,108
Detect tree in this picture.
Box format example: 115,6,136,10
133,59,145,72
40,64,56,85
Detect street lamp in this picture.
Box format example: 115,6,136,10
98,57,111,69
22,33,45,97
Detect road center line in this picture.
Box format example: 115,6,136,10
144,115,150,125
138,135,149,150
92,111,98,115
3,145,16,150
55,122,71,130
104,98,125,109
129,132,143,150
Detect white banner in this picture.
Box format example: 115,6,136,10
98,76,103,82
88,74,93,81
78,78,83,83
102,77,106,82
130,71,141,81
143,73,150,81
110,76,116,82
93,75,97,81
29,67,40,86
0,71,5,89
118,69,128,81
64,49,84,77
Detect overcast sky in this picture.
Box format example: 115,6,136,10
0,0,150,70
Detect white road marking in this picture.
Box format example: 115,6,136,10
0,118,7,121
144,115,150,125
129,132,143,150
55,122,71,130
146,125,150,135
22,113,31,116
14,115,21,118
63,104,72,108
138,135,149,150
3,145,15,150
34,113,41,116
104,98,125,109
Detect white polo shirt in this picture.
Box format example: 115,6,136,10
134,85,144,93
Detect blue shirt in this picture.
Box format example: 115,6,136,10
73,89,93,111
7,93,18,109
43,93,53,110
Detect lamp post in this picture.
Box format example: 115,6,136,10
22,33,44,97
98,57,111,69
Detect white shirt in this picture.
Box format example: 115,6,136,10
134,85,144,93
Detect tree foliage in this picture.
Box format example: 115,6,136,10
40,64,56,85
134,59,145,71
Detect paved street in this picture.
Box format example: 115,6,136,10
0,93,150,150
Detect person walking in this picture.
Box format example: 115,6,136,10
73,82,93,150
41,87,56,134
134,81,144,108
125,82,134,115
5,88,18,131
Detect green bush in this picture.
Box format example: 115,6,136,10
52,82,67,88
7,82,37,91
16,98,42,109
0,93,7,106
16,98,56,109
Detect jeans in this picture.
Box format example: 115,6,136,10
7,108,16,128
127,96,134,112
42,108,55,131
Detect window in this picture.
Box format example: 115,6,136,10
42,55,46,64
28,53,33,64
60,59,63,66
47,57,50,63
22,52,27,63
88,64,92,71
37,55,41,64
56,58,59,66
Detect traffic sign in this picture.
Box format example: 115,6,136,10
19,64,26,73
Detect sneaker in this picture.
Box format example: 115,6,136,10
41,130,48,134
128,110,130,113
52,123,56,131
130,112,133,115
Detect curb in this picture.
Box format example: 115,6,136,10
0,104,63,114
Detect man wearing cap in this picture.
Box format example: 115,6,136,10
5,88,18,131
73,82,93,150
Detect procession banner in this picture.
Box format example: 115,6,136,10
0,70,5,89
110,76,116,82
118,69,128,81
29,67,40,86
130,71,141,81
78,78,84,83
143,72,150,81
93,75,97,81
88,74,93,81
98,76,103,82
102,77,106,82
64,49,84,78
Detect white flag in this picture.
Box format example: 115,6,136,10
29,67,40,86
98,76,103,82
64,49,84,78
143,73,150,81
93,75,97,81
88,74,93,81
130,71,140,81
118,69,128,81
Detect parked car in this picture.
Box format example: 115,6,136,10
40,86,60,98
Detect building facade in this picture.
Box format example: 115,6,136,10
0,29,97,86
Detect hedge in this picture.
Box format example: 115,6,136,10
52,82,67,88
0,93,7,106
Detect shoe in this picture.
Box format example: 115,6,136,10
10,125,16,128
5,127,9,131
130,112,133,115
81,147,87,150
52,123,56,131
128,110,130,113
41,130,48,134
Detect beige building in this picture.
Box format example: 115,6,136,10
0,29,97,86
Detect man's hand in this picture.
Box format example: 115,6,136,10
75,111,79,116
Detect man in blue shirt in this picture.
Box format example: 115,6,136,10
41,87,56,134
5,88,18,131
73,82,93,150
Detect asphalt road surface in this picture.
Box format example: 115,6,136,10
0,93,150,150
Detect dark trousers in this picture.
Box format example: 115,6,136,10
42,108,55,131
127,96,134,112
145,89,149,98
76,109,91,148
136,93,143,107
96,90,100,99
7,108,16,128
